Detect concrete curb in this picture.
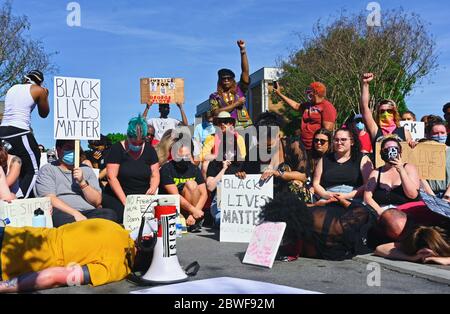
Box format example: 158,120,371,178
353,254,450,285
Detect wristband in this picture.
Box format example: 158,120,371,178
80,181,89,190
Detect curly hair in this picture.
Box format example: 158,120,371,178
217,80,238,100
259,192,313,243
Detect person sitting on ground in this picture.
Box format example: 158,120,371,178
0,218,155,293
313,128,373,201
194,111,216,178
360,73,415,147
261,192,377,261
345,114,373,154
364,136,420,216
401,110,416,122
159,141,207,229
273,81,336,152
85,135,112,187
374,225,450,266
143,102,188,141
0,167,16,202
420,118,450,199
34,140,117,227
309,128,332,174
155,129,176,166
210,40,252,129
102,115,160,223
0,144,22,198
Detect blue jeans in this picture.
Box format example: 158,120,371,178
210,194,221,226
326,185,355,194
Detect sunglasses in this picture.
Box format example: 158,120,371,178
379,109,395,114
313,138,328,145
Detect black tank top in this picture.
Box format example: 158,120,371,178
373,127,406,146
372,166,419,205
320,152,364,189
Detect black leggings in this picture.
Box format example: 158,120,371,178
0,126,40,198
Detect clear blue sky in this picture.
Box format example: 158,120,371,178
7,0,450,149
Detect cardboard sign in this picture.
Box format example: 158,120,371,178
243,222,286,268
123,194,180,233
140,78,184,104
419,191,450,220
54,76,101,140
0,197,53,228
220,175,273,243
400,121,425,141
375,141,446,180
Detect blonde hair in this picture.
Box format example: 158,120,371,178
156,130,176,165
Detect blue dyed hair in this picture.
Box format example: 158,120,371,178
127,115,148,140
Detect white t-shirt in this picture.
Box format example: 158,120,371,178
147,117,181,140
2,84,36,130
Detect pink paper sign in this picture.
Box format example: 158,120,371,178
243,222,286,268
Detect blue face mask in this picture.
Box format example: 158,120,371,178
62,150,74,166
431,135,447,144
128,143,142,152
355,122,365,131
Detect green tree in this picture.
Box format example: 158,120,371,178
276,9,438,133
0,1,56,97
106,133,127,144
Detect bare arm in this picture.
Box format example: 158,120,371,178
312,158,330,199
0,266,85,293
106,163,127,205
142,103,151,120
364,170,384,215
164,184,196,214
374,242,418,262
176,103,188,126
273,87,301,111
214,97,246,114
147,163,160,195
421,179,435,196
6,156,21,188
360,73,378,140
194,183,208,212
47,194,86,220
31,85,50,118
396,162,420,199
237,40,250,86
0,167,15,201
206,162,229,192
347,155,374,199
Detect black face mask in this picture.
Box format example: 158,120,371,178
174,159,190,172
381,147,399,163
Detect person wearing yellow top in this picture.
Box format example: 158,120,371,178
0,219,150,293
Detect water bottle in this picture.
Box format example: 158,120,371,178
176,215,182,238
32,208,46,227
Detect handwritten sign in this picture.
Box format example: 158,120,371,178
140,78,184,104
220,175,273,243
0,197,53,228
243,222,286,268
123,195,180,233
54,76,101,140
375,141,446,180
400,121,425,142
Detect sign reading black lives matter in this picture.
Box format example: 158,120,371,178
54,77,101,140
220,175,273,243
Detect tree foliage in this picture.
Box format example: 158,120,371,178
0,1,56,97
106,133,127,144
276,9,438,133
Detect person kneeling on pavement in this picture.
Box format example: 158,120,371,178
0,219,153,293
35,139,117,227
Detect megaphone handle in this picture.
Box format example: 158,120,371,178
184,261,200,277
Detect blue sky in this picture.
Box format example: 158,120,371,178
6,0,450,148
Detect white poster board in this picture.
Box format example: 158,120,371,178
0,197,53,228
400,121,425,141
243,222,286,268
54,76,101,140
220,175,273,243
123,195,180,233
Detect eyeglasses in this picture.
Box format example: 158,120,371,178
313,138,328,145
333,138,350,143
379,109,395,114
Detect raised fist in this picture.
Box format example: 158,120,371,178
361,73,374,84
237,40,246,50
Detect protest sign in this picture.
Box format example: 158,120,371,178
140,78,184,104
0,197,53,228
400,121,425,141
419,191,450,220
220,175,273,243
243,222,286,268
54,76,101,140
123,194,180,233
375,141,446,180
